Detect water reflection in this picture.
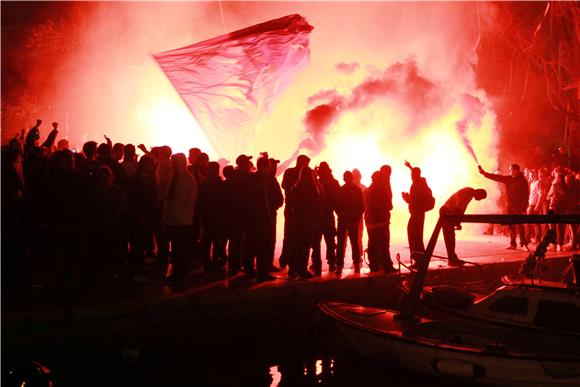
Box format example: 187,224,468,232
3,348,471,386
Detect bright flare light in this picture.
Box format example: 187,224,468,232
140,95,217,157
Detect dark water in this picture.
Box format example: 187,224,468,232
3,332,471,387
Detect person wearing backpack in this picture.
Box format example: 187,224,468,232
402,161,435,267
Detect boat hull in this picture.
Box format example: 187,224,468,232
319,302,580,386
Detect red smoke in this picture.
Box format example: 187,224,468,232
299,60,443,156
455,93,486,165
335,62,359,74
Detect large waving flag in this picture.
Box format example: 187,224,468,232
153,14,313,159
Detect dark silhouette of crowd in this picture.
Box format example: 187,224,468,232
2,120,579,293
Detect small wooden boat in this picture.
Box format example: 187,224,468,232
319,214,580,386
319,301,580,386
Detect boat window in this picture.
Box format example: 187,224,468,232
488,296,528,315
534,300,580,333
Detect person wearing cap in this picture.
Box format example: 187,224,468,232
279,154,311,269
479,163,529,250
439,188,487,266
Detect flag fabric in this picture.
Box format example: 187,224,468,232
153,14,313,159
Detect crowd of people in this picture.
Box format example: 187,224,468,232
478,161,580,253
2,120,579,291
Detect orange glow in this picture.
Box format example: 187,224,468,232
140,95,216,156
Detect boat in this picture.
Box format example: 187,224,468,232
319,301,580,385
421,230,580,342
318,214,580,386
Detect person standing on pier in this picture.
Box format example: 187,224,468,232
335,171,365,275
402,161,435,267
279,155,311,270
478,164,529,251
312,162,340,276
439,188,487,266
365,168,396,273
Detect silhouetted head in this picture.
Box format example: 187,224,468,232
223,165,234,180
317,161,332,177
343,170,353,184
82,141,98,160
97,143,112,160
269,158,279,176
124,144,136,161
159,145,172,161
509,163,520,177
137,155,155,175
474,189,487,201
236,154,253,172
411,167,421,182
57,139,69,151
113,143,124,161
207,161,220,178
171,153,188,174
380,165,391,178
296,154,310,168
352,168,362,183
195,152,209,167
371,171,381,184
188,148,201,165
53,149,75,171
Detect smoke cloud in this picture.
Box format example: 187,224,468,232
300,60,444,156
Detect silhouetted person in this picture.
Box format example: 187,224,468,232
2,145,26,290
244,155,283,282
154,145,173,266
229,155,255,275
280,154,311,269
312,162,339,275
121,144,138,179
547,170,574,251
440,188,487,266
222,165,236,273
287,166,320,279
44,149,91,282
198,161,227,273
256,152,284,272
79,140,99,177
112,142,124,162
96,141,128,188
335,171,365,274
127,156,158,276
402,161,435,266
190,151,209,267
164,153,197,284
352,168,367,259
365,168,395,273
90,165,126,281
479,163,529,250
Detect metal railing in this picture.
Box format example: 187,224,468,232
399,213,580,321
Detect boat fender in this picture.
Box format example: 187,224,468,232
431,358,485,379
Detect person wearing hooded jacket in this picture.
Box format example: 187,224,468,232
164,153,197,284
